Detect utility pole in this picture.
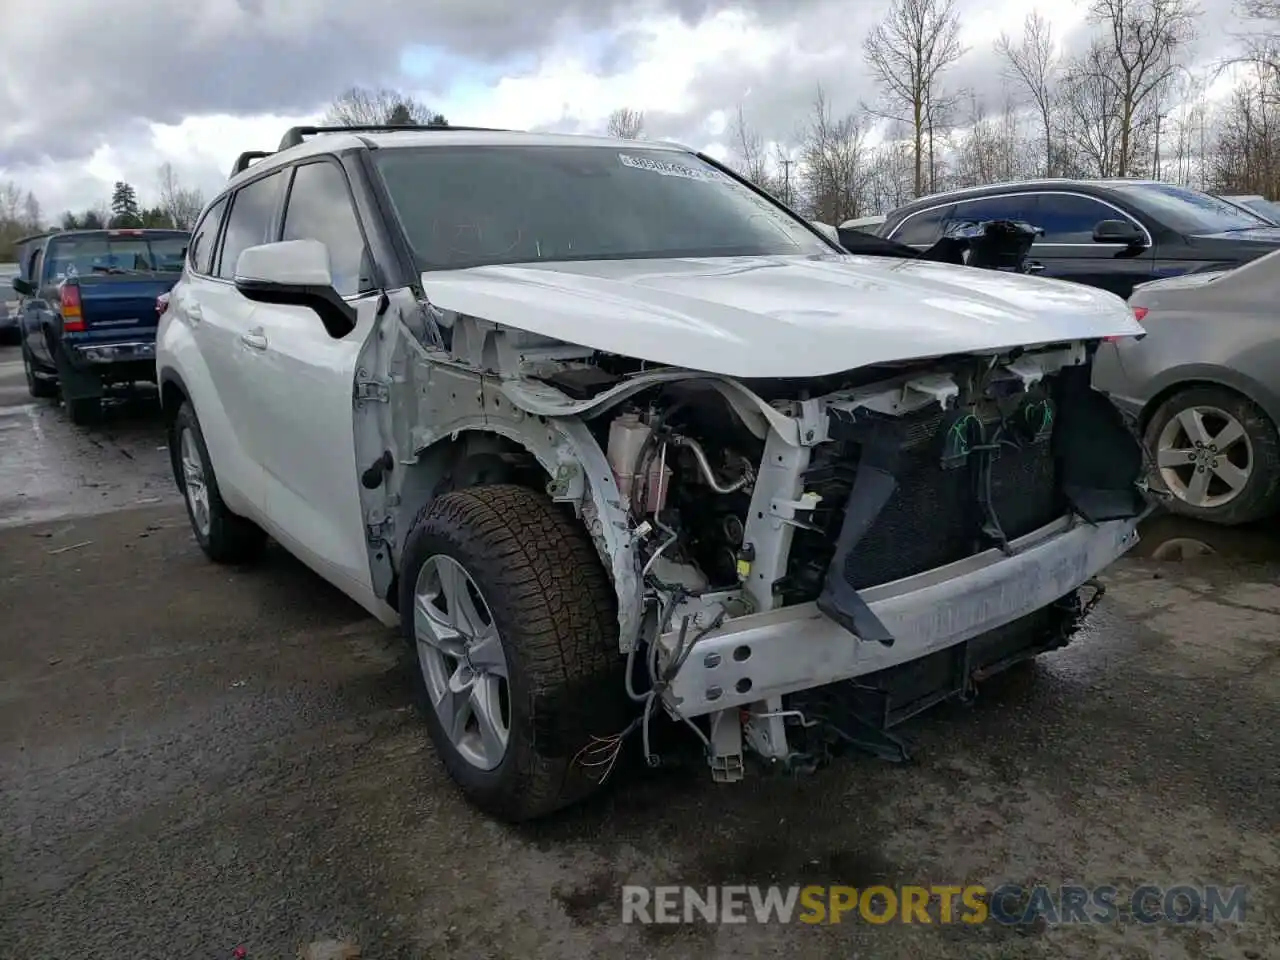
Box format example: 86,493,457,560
780,157,794,205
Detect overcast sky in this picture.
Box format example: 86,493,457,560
0,0,1249,217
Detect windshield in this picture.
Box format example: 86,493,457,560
1111,183,1273,234
43,233,188,280
1238,197,1280,224
372,144,832,270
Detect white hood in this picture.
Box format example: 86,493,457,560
420,254,1143,378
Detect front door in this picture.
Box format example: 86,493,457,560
1022,192,1156,298
245,158,385,598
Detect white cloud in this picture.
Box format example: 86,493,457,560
0,0,1254,218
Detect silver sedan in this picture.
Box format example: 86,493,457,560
1092,250,1280,525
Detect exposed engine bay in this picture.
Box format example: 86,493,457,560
363,298,1151,785
525,340,1149,776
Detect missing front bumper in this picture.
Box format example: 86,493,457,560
656,514,1140,719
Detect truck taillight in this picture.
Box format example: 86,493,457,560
157,293,170,317
61,284,84,332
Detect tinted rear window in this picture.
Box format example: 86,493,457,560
43,234,188,281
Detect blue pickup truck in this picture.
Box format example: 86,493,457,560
11,228,189,423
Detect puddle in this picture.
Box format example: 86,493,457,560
1131,509,1280,562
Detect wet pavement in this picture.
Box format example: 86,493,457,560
0,346,177,529
0,344,1278,959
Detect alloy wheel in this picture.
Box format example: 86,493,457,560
1156,405,1253,509
179,427,212,537
412,554,511,771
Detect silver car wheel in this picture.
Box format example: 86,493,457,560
413,554,511,771
179,427,212,537
1156,404,1253,509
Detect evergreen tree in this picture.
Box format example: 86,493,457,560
109,181,142,228
386,102,415,125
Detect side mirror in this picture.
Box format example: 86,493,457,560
1093,219,1146,247
233,239,356,338
809,221,842,245
11,276,33,296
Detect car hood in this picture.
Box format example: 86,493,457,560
419,254,1144,378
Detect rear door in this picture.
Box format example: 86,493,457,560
884,203,955,249
1021,191,1156,298
244,157,384,597
192,170,288,514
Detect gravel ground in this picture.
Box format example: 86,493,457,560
0,345,1276,959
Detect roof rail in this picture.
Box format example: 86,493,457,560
275,123,508,151
231,150,273,177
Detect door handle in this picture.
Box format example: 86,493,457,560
186,301,203,322
240,330,268,350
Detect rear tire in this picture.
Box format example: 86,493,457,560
172,401,267,564
399,484,628,822
66,396,101,425
21,344,57,399
1143,385,1280,525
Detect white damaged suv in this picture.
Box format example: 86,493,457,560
156,125,1150,821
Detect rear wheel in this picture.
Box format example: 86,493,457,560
399,484,628,822
1144,385,1280,525
66,396,101,425
21,344,57,399
173,401,267,563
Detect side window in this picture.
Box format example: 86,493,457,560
1035,194,1132,244
188,196,228,276
948,194,1037,226
27,249,42,289
215,170,286,279
280,161,372,297
890,205,954,245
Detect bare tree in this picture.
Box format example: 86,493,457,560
865,133,917,213
799,85,871,224
863,0,968,196
1059,40,1131,176
324,86,447,127
727,105,776,192
156,162,205,230
952,93,1032,188
0,182,43,259
1209,64,1280,195
21,192,41,232
607,107,645,139
1235,0,1280,89
1079,0,1200,176
996,12,1060,176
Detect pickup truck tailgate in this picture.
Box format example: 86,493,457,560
71,274,173,336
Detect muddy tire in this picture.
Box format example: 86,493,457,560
22,344,57,399
66,396,101,425
1143,385,1280,526
399,484,627,822
172,401,267,564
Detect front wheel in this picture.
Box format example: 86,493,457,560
172,401,267,563
399,484,628,822
1144,385,1280,525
